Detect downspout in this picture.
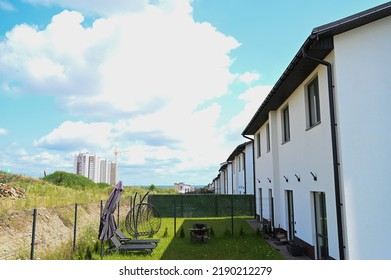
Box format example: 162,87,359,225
241,151,246,194
231,162,234,194
243,135,256,219
223,170,226,194
302,46,345,260
225,168,229,194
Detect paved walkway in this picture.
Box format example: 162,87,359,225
246,219,311,260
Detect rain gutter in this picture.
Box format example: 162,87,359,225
242,135,256,218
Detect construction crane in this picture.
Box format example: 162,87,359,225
113,146,130,184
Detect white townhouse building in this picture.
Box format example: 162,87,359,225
242,2,391,260
226,141,254,195
212,166,227,194
210,174,219,194
212,141,255,195
218,162,230,194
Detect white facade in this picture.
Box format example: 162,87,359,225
243,3,391,260
332,16,391,259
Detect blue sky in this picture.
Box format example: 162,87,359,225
0,0,387,186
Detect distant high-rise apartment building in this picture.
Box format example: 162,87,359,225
74,152,116,185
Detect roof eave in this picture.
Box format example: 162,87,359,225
242,1,391,136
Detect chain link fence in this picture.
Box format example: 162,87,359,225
0,201,106,260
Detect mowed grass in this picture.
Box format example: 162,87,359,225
100,217,284,260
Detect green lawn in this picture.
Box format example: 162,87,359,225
99,217,284,260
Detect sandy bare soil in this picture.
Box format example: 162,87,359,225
0,202,102,260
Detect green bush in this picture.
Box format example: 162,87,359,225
149,184,157,191
42,171,98,189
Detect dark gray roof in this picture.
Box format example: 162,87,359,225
227,141,251,162
219,161,228,172
242,1,391,135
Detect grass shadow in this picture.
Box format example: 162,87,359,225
160,217,284,260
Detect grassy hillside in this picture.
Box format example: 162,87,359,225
0,171,177,214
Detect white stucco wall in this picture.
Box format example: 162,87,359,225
333,16,391,259
255,115,276,221
276,58,343,259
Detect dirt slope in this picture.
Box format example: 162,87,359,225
0,202,102,260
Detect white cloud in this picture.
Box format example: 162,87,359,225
0,12,102,96
33,121,113,151
17,149,70,167
0,0,266,184
1,148,72,177
24,0,148,16
227,85,272,135
33,99,235,180
0,128,7,135
0,3,239,119
0,1,15,11
238,71,261,84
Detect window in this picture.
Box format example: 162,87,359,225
256,132,261,157
313,192,329,259
307,77,321,127
266,123,271,152
282,106,290,143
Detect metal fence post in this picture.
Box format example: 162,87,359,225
30,208,37,260
173,197,177,237
231,195,234,236
73,203,78,252
181,195,184,217
215,195,218,216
